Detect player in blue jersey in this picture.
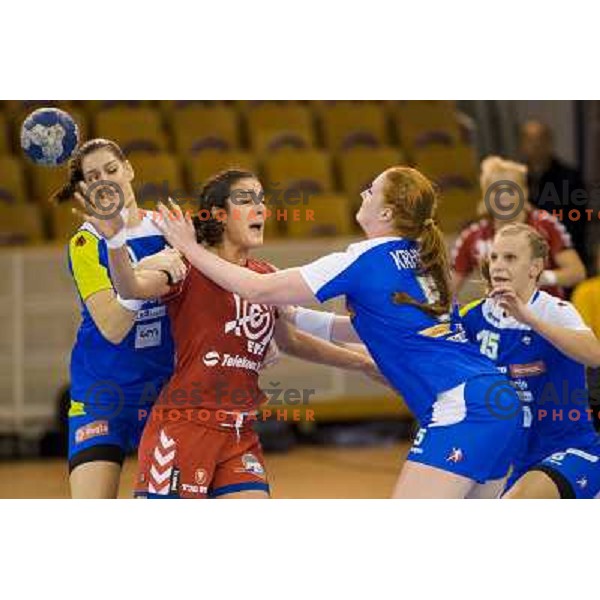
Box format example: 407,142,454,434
154,166,523,498
460,223,600,498
53,138,186,498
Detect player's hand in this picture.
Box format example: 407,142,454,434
489,284,535,325
155,198,197,255
72,181,125,241
136,248,188,283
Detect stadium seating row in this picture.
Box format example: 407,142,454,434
0,101,466,157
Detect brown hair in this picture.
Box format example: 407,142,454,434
52,138,126,203
384,167,451,318
193,168,257,246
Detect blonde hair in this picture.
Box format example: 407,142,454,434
480,155,528,194
480,223,549,287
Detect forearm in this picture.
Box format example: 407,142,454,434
108,248,169,300
544,266,585,288
529,316,600,367
86,290,139,344
331,315,362,344
282,328,367,371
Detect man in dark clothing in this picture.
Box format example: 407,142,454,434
520,120,589,268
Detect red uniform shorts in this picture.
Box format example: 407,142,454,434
134,407,270,499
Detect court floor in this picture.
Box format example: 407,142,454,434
0,443,410,499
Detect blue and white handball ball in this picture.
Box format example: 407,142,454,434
20,107,79,166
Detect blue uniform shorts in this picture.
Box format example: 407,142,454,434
407,375,523,484
507,442,600,499
67,399,152,471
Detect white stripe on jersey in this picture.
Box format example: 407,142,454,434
299,236,403,296
481,289,590,331
78,210,164,241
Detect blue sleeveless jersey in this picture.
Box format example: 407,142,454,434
460,290,599,474
67,212,174,406
299,236,499,422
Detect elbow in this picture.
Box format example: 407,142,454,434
565,261,587,286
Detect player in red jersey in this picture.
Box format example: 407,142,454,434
75,169,384,499
451,156,585,299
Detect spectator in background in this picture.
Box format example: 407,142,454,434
451,156,586,299
520,120,589,267
572,243,600,431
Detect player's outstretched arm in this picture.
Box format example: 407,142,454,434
72,185,174,300
525,316,600,367
273,317,390,388
279,306,362,344
492,285,600,367
156,199,316,305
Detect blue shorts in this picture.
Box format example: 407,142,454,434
407,375,523,484
508,443,600,499
67,399,152,471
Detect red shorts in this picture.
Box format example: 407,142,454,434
134,407,270,499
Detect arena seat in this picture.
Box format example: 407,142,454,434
50,200,82,242
414,144,480,233
0,156,27,204
338,147,406,208
0,112,10,154
246,104,315,154
263,149,334,196
172,105,239,154
318,102,388,151
285,193,353,238
0,204,44,245
393,101,461,156
29,163,69,204
413,144,479,190
185,150,258,196
130,153,184,210
94,107,168,154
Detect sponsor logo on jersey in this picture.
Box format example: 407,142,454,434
203,351,221,367
446,447,464,463
75,420,109,443
136,305,167,322
202,350,261,372
225,294,274,350
509,361,546,378
521,334,532,346
576,476,588,489
241,453,265,477
135,321,162,349
195,468,207,485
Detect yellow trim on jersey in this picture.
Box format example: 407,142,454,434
418,323,451,338
69,230,113,301
68,400,86,418
459,298,484,318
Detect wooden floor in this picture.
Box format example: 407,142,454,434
0,443,410,499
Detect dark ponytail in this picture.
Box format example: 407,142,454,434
51,138,126,203
192,168,256,246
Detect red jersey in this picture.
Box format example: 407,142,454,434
158,258,277,412
451,209,573,298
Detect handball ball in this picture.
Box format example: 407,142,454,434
20,107,79,166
